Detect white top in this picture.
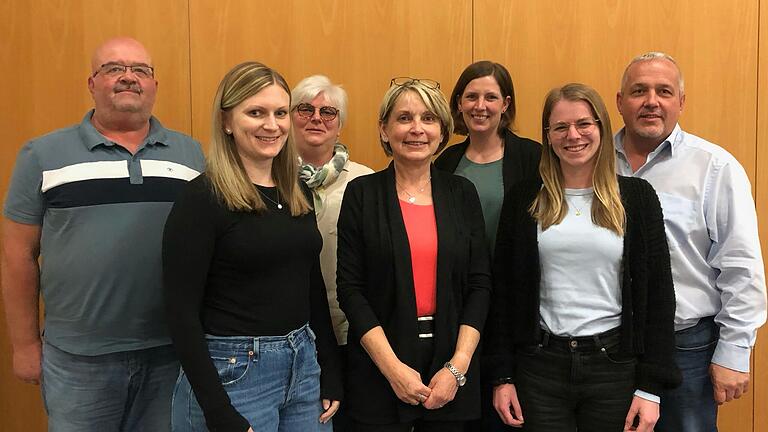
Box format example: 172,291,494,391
537,187,624,337
615,125,767,372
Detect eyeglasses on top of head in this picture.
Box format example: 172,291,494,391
93,63,155,78
390,77,440,90
545,118,600,138
294,103,340,122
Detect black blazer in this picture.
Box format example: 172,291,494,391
485,176,682,395
434,128,541,194
337,163,492,423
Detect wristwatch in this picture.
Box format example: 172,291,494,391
444,361,467,387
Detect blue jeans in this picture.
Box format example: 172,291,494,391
41,342,179,432
656,316,719,432
172,324,331,432
514,328,636,431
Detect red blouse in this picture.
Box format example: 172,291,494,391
399,200,438,317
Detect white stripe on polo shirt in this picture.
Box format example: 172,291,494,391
41,161,129,192
140,159,201,181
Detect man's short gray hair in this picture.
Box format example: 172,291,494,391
620,52,685,94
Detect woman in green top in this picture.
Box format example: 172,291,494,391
435,61,540,255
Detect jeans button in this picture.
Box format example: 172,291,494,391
570,340,578,348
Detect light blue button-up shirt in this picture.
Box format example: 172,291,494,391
615,125,766,372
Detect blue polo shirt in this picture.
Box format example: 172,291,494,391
4,110,205,355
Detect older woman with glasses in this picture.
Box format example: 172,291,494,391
336,78,492,432
486,83,680,432
290,75,373,431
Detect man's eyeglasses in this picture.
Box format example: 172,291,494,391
93,63,155,79
390,77,440,90
545,118,600,139
294,103,340,122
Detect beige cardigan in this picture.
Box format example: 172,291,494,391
314,160,374,345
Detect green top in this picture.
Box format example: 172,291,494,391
455,155,504,255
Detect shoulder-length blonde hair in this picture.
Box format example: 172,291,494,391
377,79,453,157
530,83,625,235
207,61,310,216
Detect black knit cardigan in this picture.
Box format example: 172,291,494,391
484,176,682,394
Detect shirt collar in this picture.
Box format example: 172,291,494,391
79,109,169,151
614,123,682,159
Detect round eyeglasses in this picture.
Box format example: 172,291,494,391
294,103,339,122
390,77,441,90
545,118,600,139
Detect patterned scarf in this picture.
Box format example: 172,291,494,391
298,143,349,212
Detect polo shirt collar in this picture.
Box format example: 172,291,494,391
79,109,169,151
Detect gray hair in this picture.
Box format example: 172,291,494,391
290,75,348,127
620,52,685,94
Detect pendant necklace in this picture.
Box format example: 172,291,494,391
258,187,283,210
566,197,583,216
397,176,431,204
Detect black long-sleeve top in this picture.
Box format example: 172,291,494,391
163,175,342,432
485,176,682,395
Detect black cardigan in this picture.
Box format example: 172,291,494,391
336,164,492,423
485,176,682,395
434,128,541,193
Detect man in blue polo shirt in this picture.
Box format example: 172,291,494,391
2,37,205,431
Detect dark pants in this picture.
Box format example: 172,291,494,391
515,328,635,432
333,344,350,432
350,419,464,432
656,316,719,432
351,336,464,431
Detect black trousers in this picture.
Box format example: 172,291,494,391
350,337,465,432
515,328,636,431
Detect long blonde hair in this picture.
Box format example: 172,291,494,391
208,61,310,215
530,83,625,235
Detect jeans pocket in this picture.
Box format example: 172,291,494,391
676,338,717,352
210,352,252,386
600,346,637,365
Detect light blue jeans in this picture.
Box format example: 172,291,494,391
41,342,179,432
172,324,332,432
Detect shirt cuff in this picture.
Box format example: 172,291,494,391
634,389,660,404
712,340,752,373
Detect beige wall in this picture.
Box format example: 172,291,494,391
1,1,765,431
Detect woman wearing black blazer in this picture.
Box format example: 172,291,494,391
337,78,491,432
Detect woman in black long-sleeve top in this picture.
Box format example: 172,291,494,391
337,78,491,431
486,83,680,431
163,62,341,432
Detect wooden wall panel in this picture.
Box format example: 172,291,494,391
473,0,758,178
188,0,472,171
1,0,766,430
754,1,768,430
0,1,191,430
473,1,760,431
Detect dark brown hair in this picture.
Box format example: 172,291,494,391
449,60,517,136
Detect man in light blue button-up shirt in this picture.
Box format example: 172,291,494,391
614,52,766,432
